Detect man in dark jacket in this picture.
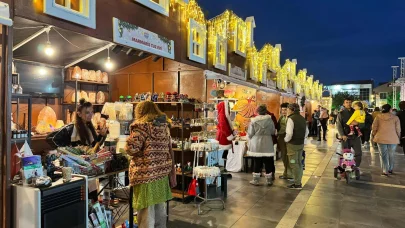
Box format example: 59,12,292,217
284,103,309,189
277,103,292,179
336,97,363,166
397,101,405,154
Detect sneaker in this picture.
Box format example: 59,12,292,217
388,170,394,175
288,184,303,190
317,139,321,141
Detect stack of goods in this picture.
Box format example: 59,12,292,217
190,141,220,152
58,146,113,176
68,66,109,83
88,202,112,228
131,92,193,103
193,166,221,179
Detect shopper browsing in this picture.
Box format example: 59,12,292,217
346,101,365,137
247,105,276,186
277,103,292,180
284,103,309,190
125,101,176,228
372,104,400,176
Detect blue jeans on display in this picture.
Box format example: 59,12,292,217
377,144,397,173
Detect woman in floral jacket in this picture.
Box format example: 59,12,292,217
126,101,176,228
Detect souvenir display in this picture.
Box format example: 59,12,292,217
81,69,89,81
95,70,102,82
96,91,106,104
71,91,81,103
89,70,96,81
134,93,140,102
152,92,159,102
165,92,172,102
37,106,57,130
92,112,101,128
71,66,82,80
88,92,96,103
172,92,179,101
80,91,89,102
158,92,165,102
102,72,109,83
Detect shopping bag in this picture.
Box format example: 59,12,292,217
187,178,199,196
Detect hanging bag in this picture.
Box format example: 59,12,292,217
188,147,200,196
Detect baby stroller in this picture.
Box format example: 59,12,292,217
335,134,360,184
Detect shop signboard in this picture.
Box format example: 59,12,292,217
228,63,247,81
113,18,175,59
0,2,12,26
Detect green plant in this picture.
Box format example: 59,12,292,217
387,91,400,108
331,92,359,110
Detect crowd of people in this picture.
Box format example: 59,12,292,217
119,98,405,227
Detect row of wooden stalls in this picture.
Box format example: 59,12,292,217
0,0,323,228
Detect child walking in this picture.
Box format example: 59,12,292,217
347,101,365,137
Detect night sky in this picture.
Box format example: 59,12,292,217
199,0,405,86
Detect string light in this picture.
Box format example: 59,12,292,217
105,48,113,70
44,29,54,56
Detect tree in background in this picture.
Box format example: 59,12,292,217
331,92,359,110
387,91,400,108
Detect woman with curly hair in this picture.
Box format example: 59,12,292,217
126,101,176,227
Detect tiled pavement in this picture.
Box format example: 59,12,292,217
167,128,405,228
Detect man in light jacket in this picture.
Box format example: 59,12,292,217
285,103,309,190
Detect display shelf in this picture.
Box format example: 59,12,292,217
64,79,109,85
172,148,192,152
131,101,195,105
209,98,238,101
11,93,31,99
11,138,29,144
62,103,105,106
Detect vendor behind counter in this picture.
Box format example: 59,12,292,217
47,99,108,148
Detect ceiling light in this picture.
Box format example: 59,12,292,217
44,29,54,56
105,48,114,70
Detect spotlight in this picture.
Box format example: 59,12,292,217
138,51,145,57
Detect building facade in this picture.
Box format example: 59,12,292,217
326,80,374,103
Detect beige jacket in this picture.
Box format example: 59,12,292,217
372,113,400,144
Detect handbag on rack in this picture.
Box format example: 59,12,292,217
188,149,200,196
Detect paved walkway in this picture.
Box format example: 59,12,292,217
168,128,405,228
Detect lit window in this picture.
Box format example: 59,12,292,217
379,92,387,100
188,19,207,64
135,0,169,16
234,22,246,57
44,0,95,29
214,35,227,71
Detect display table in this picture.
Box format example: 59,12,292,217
225,141,246,172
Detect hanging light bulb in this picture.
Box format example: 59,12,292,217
44,29,54,56
105,48,114,70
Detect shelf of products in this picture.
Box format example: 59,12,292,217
63,66,110,123
65,79,109,85
11,93,32,145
